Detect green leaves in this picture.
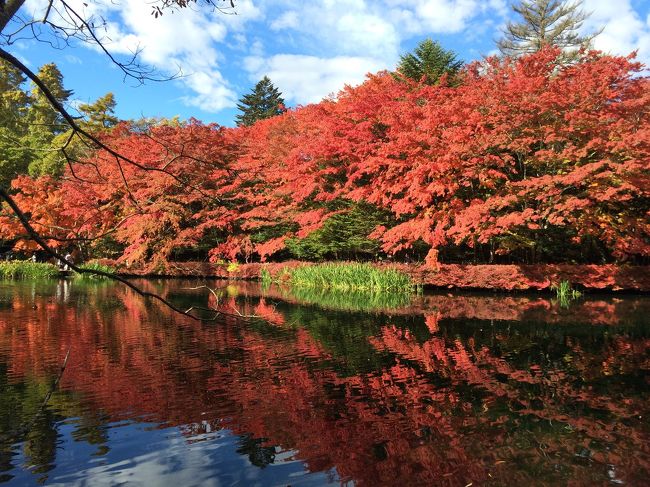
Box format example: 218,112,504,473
286,203,390,261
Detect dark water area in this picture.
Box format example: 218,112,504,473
0,279,648,486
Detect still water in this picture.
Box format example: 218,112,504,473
0,279,648,486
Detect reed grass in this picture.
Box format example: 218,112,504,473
551,280,582,307
288,262,414,292
0,261,59,280
260,268,273,287
73,262,116,280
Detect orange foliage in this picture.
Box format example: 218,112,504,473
2,48,648,266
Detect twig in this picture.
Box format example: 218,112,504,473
182,285,259,319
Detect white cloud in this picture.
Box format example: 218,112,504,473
272,1,400,62
244,54,384,105
583,0,650,65
335,12,400,60
390,0,505,35
271,10,300,30
98,0,238,110
23,0,263,113
409,0,481,33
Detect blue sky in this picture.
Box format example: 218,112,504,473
11,0,650,127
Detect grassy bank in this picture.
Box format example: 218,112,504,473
288,262,415,292
0,261,59,280
0,260,116,280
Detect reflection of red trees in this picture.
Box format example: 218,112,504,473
0,284,648,485
370,325,650,484
253,298,286,325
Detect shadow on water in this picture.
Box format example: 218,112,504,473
0,278,648,486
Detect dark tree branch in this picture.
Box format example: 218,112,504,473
0,0,25,32
0,186,251,321
0,48,227,202
0,0,251,322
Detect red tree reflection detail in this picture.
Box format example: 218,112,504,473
0,283,648,486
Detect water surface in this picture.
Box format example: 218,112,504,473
0,279,648,486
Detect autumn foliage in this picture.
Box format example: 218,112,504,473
1,48,648,266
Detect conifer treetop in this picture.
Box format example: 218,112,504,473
498,0,600,58
396,39,463,85
235,76,285,127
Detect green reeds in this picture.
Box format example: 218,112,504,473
288,262,414,292
260,268,273,287
73,262,115,280
0,261,59,280
551,280,582,307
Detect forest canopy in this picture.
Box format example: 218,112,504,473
0,45,647,268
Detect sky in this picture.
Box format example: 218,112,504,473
10,0,650,127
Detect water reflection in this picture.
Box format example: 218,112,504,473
0,280,648,486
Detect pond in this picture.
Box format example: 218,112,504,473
0,279,648,486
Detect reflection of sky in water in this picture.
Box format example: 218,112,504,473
9,420,337,487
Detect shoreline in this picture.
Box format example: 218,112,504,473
110,261,650,293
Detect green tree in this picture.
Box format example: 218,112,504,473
0,59,29,188
395,39,463,85
498,0,599,58
23,63,73,177
286,203,391,261
78,93,119,130
0,59,27,132
25,63,73,132
29,92,119,178
235,76,285,127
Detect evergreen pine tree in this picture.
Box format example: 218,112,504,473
78,93,119,130
396,39,463,85
498,0,599,58
235,76,285,127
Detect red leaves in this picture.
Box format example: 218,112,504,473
3,48,648,265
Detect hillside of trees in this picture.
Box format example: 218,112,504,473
0,45,647,268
